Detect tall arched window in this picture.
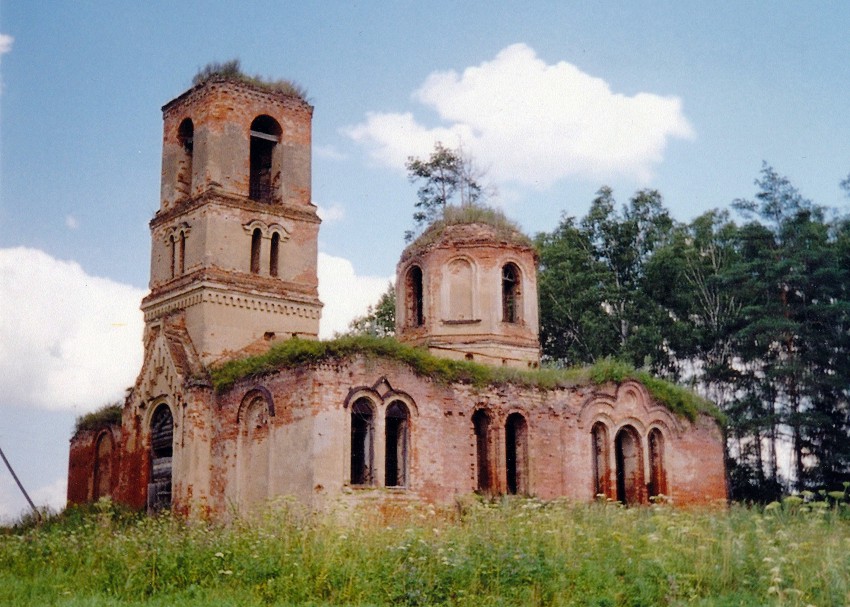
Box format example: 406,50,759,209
148,404,173,512
502,263,521,323
405,265,424,327
93,431,113,500
179,231,186,275
615,425,645,505
270,232,280,277
177,118,194,198
385,401,410,488
648,428,667,499
472,409,493,493
591,422,611,498
350,398,374,485
169,234,177,278
250,228,262,274
505,412,529,495
249,115,282,203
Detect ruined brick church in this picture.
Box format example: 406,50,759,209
67,75,726,517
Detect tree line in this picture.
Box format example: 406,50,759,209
351,144,850,500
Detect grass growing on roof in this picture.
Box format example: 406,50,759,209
210,335,720,422
192,59,308,101
74,402,122,434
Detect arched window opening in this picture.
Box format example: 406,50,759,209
177,118,194,198
350,398,374,486
591,422,611,498
250,228,262,274
615,426,645,505
179,231,186,275
148,405,173,512
502,263,521,323
648,428,667,499
505,412,529,495
249,115,281,203
239,396,271,509
270,232,280,277
447,258,473,320
169,234,176,279
406,265,424,327
93,432,113,500
472,409,493,493
385,401,410,488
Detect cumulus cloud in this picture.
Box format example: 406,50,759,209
317,252,392,338
0,248,145,412
314,143,347,161
0,34,12,56
316,202,346,223
345,43,694,186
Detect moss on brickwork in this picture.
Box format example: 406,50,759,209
210,335,722,423
74,402,122,434
192,59,308,101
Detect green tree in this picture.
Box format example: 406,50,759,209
404,142,485,241
346,284,396,337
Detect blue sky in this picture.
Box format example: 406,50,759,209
1,2,849,520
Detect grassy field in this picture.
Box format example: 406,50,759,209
1,497,848,606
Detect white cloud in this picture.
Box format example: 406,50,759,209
316,202,346,223
345,43,694,187
317,252,392,338
0,248,145,412
65,214,79,230
0,34,12,56
314,143,347,161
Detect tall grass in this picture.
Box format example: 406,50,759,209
2,498,848,606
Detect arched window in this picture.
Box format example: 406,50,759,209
405,265,424,327
447,258,473,320
350,398,374,485
505,412,529,495
239,395,271,509
250,228,262,274
93,431,113,500
502,263,521,323
472,409,493,493
270,232,280,277
169,234,176,279
249,115,282,203
385,401,410,487
648,428,667,499
591,422,611,498
177,118,194,198
615,425,645,505
148,404,173,512
179,231,186,275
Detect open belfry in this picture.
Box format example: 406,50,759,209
67,73,727,517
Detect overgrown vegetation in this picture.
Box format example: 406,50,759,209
192,59,308,101
74,402,122,434
2,498,848,606
210,335,718,422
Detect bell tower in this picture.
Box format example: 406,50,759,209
141,75,322,363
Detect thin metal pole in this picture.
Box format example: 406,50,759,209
0,443,42,523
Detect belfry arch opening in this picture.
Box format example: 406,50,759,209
148,404,173,511
249,115,282,203
472,409,493,493
250,228,262,274
270,232,280,277
177,118,194,198
615,425,644,505
502,263,521,323
350,398,374,486
591,422,611,498
385,401,410,488
505,412,529,495
405,265,424,327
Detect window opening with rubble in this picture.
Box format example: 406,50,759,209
385,401,410,487
615,425,644,505
148,404,173,512
350,398,375,486
505,412,529,495
249,115,282,203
